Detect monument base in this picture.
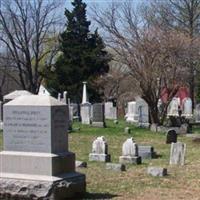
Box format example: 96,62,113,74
91,122,105,128
89,153,110,162
119,156,141,164
0,172,86,200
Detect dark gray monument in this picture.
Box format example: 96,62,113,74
166,129,177,144
138,145,156,159
0,95,86,199
92,103,105,127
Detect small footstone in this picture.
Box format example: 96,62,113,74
147,167,167,177
106,163,126,171
124,127,131,134
76,161,87,168
114,120,118,124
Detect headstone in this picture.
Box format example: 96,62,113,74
0,95,86,199
147,167,167,177
89,136,111,162
71,103,80,120
38,85,50,96
125,101,138,123
124,127,131,134
167,97,180,117
106,163,126,172
182,97,192,118
135,97,149,127
138,145,156,159
119,138,141,164
0,101,2,129
195,104,200,122
91,103,105,128
169,142,186,165
104,102,117,120
81,103,91,125
76,161,87,168
3,90,32,103
166,129,177,144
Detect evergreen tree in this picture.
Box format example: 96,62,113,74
47,0,110,102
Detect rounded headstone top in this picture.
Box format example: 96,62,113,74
5,95,66,106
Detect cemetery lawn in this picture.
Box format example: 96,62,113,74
70,120,200,200
1,121,200,199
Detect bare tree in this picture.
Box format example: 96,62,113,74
0,0,63,94
91,2,191,124
144,0,200,108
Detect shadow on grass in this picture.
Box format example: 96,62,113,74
76,192,118,199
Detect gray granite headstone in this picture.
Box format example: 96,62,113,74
0,101,3,122
92,103,105,127
166,129,177,144
169,142,186,165
119,138,141,164
89,136,111,162
0,95,86,199
147,167,167,177
138,145,156,159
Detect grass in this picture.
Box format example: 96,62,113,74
1,120,200,199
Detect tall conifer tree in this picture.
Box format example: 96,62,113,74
47,0,110,102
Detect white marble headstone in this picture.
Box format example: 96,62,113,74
170,142,186,165
92,136,107,154
122,138,138,156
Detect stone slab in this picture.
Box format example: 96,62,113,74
106,163,126,171
138,145,156,159
0,151,75,176
91,121,105,128
76,161,87,168
119,156,141,164
0,172,86,200
89,153,111,162
147,167,167,177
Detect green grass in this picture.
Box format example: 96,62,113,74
1,120,200,199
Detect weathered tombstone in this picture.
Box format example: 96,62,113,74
106,163,126,172
0,101,2,122
0,101,2,130
125,101,138,123
195,104,200,123
124,127,131,134
119,138,141,164
0,95,86,199
71,103,80,120
167,97,180,117
38,84,50,96
89,136,111,162
138,145,156,159
182,97,192,118
104,102,117,120
147,167,167,177
91,103,105,128
135,97,149,127
166,129,177,144
169,142,186,165
81,103,91,125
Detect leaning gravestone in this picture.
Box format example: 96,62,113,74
119,138,141,164
166,129,177,144
89,136,111,162
169,142,186,165
92,103,105,127
0,95,86,199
